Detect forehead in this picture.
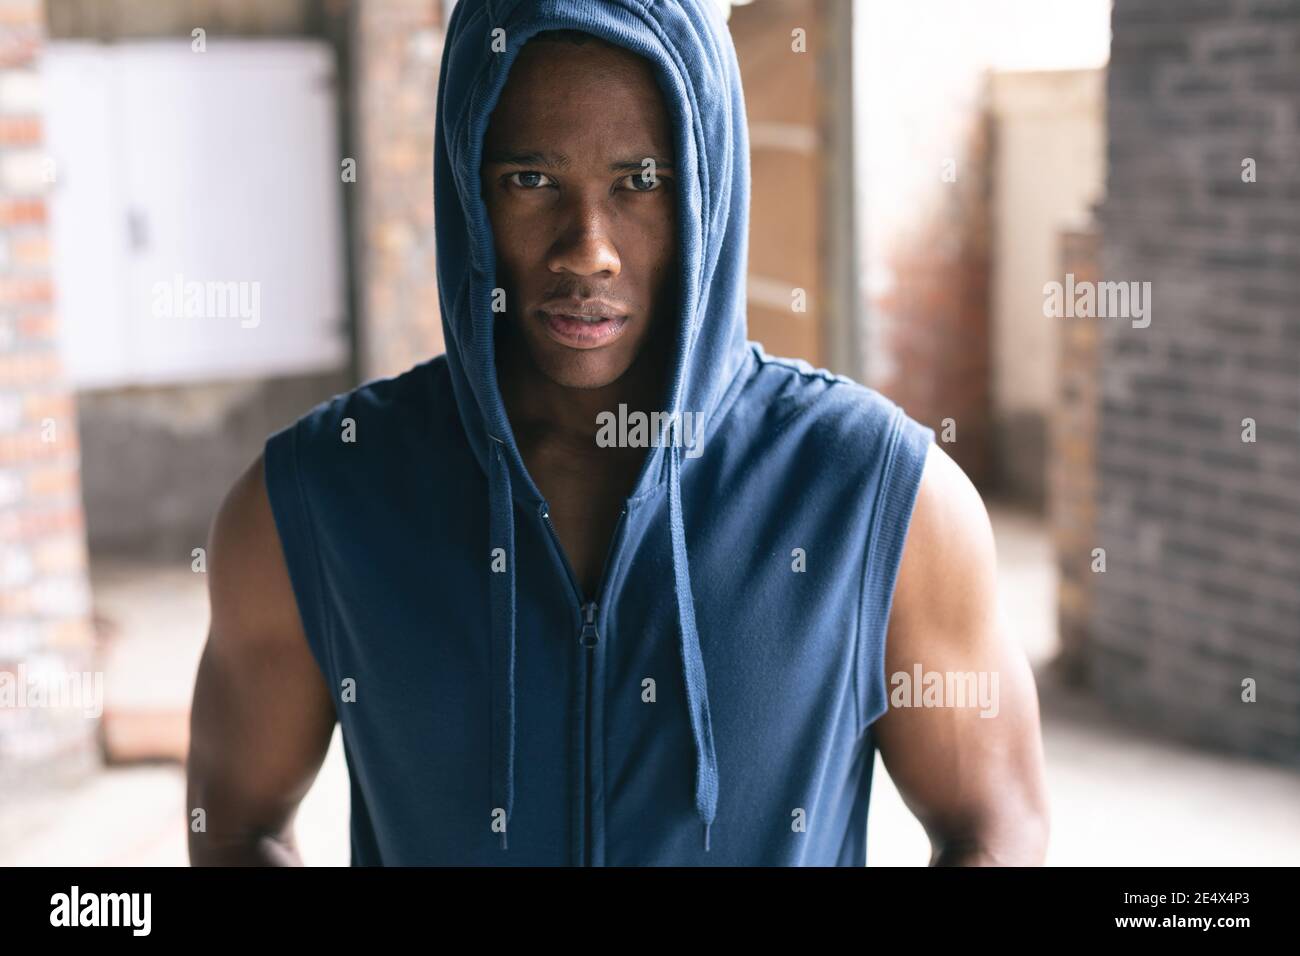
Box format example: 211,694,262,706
485,38,674,154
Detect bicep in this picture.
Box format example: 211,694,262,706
870,444,1048,863
187,453,337,861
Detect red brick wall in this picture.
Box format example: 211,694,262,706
875,163,993,487
0,0,97,787
355,0,447,380
856,1,995,487
729,0,824,367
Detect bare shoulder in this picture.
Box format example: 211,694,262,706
889,442,999,648
207,452,304,647
189,452,336,864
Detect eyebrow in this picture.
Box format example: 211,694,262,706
610,157,674,174
483,149,569,169
483,149,674,172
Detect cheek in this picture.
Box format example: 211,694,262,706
654,211,677,278
490,215,541,282
634,208,677,282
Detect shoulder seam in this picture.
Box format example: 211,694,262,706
857,404,940,735
750,349,852,387
854,406,905,732
283,421,340,687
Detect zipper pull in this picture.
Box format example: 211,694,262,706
579,601,600,648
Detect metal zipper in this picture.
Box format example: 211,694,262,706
538,502,629,867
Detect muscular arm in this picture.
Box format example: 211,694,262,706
872,443,1049,866
186,453,337,865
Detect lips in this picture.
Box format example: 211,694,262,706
536,299,630,350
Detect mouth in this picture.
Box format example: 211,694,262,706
536,301,630,350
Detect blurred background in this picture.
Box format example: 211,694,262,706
1,0,1297,866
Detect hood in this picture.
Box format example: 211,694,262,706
433,0,751,854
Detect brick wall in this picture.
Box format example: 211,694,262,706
728,0,824,366
1051,226,1101,685
1089,0,1300,763
355,0,446,380
856,0,994,487
0,0,97,792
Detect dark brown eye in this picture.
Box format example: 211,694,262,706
623,172,666,192
509,171,553,189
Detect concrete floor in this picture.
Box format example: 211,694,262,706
868,673,1300,866
3,503,1298,866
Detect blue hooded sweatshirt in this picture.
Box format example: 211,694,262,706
264,0,934,865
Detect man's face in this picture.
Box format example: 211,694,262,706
482,37,677,391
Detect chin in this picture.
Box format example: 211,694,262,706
537,349,633,390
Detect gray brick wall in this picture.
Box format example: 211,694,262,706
1091,0,1300,764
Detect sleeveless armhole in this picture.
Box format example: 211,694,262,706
856,406,934,732
263,420,336,687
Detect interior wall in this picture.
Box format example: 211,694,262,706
989,68,1105,509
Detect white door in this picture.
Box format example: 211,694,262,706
43,39,348,389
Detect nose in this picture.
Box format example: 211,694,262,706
546,198,621,278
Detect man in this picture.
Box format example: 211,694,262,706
188,0,1048,866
